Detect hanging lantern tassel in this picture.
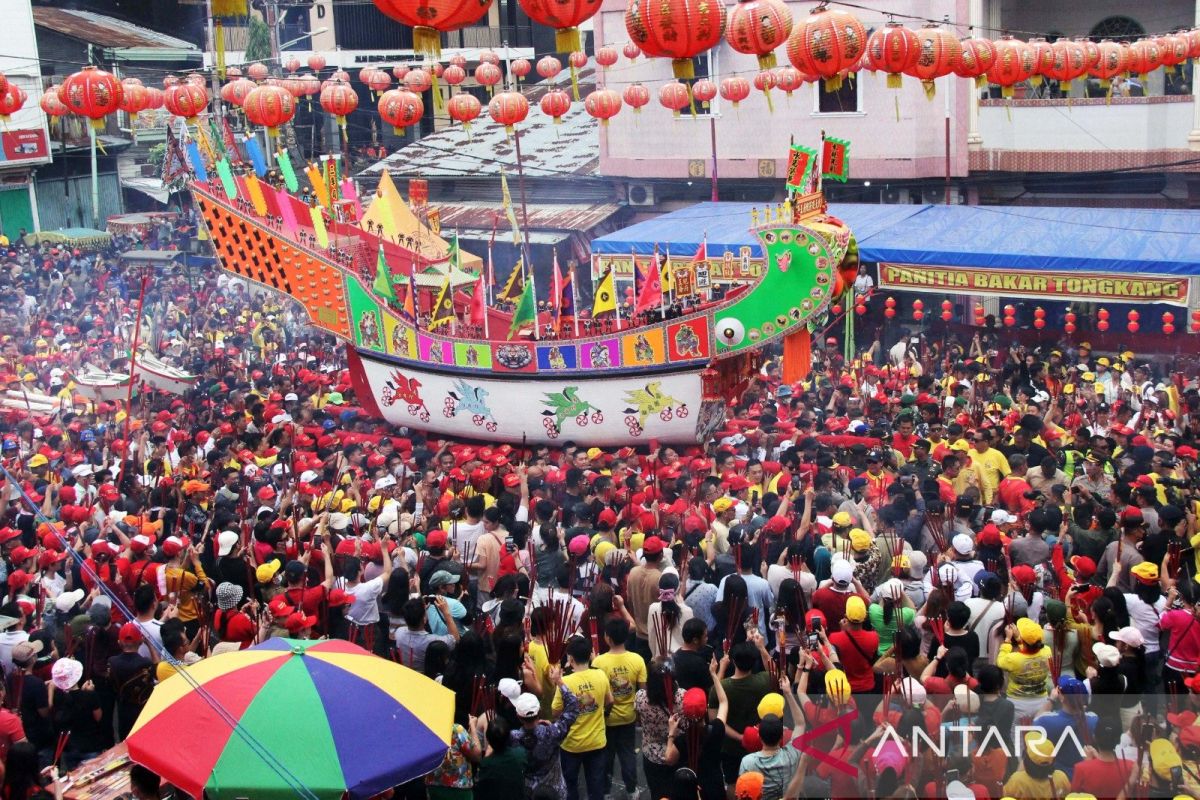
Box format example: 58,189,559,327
922,80,935,101
672,58,695,80
413,26,441,60
277,148,299,193
431,72,444,113
215,21,227,80
557,27,582,54
569,64,580,102
763,87,773,112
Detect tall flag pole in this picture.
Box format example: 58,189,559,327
551,249,563,328
567,259,580,337
526,257,540,340
487,217,497,307
656,243,667,319
630,247,639,326
693,235,708,302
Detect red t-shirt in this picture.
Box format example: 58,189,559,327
891,432,917,460
811,587,853,630
1071,757,1135,799
0,709,25,760
829,628,879,692
284,585,327,617
1162,609,1200,672
997,476,1034,514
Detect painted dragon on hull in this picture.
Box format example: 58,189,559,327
192,155,853,446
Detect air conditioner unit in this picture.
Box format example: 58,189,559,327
627,183,655,206
881,187,909,204
922,187,962,205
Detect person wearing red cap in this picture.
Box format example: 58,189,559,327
626,536,666,661
108,622,153,741
1096,508,1147,593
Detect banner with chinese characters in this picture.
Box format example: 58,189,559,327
878,263,1190,306
591,250,762,284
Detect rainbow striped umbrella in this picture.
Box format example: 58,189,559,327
126,638,455,799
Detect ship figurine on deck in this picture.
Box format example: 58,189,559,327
192,137,855,446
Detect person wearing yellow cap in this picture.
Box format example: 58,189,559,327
709,497,735,555
1145,738,1200,798
997,617,1053,721
1003,731,1070,799
829,595,880,694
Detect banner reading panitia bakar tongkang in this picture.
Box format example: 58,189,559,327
878,263,1190,306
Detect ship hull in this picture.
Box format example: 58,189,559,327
352,349,722,446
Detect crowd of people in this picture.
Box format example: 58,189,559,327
0,220,1196,800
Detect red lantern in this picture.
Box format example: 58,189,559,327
1128,321,1140,333
443,65,466,86
596,47,619,69
1098,308,1110,321
225,67,242,79
537,56,562,80
885,297,896,309
1186,29,1200,59
1003,304,1014,316
569,51,589,70
1046,38,1087,93
307,55,327,73
1160,35,1188,72
518,0,599,53
904,24,962,97
787,7,865,91
720,77,750,108
1164,323,1176,335
1065,322,1076,334
1027,37,1055,86
164,83,209,122
144,87,164,110
941,300,952,312
478,50,499,65
1004,315,1015,327
331,70,350,82
284,57,301,74
320,81,359,127
954,37,997,88
539,89,571,124
1125,38,1163,79
1065,311,1076,325
987,36,1035,98
658,81,691,116
832,303,843,316
913,310,925,322
1192,309,1200,323
1128,310,1140,323
885,308,896,319
753,69,776,98
1034,319,1045,329
941,311,952,322
163,75,180,88
1098,319,1109,331
1088,40,1127,89
623,43,641,60
447,92,481,131
40,87,68,119
692,78,717,105
58,67,121,129
584,88,621,126
405,68,433,94
623,83,650,113
1163,311,1176,325
474,63,502,91
392,64,410,81
242,84,295,135
866,22,920,89
246,63,269,82
510,59,531,81
726,0,793,70
372,0,494,58
912,299,924,312
774,66,803,96
855,304,866,315
378,89,424,134
119,83,150,118
626,0,729,79
1034,307,1045,320
488,90,529,134
368,70,393,96
973,304,985,324
222,77,256,108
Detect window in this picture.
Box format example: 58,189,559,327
686,51,716,117
1089,16,1144,42
813,74,861,114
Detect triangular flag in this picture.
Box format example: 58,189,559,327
507,280,535,340
448,230,462,269
593,267,616,317
399,269,417,324
498,259,525,303
660,247,673,295
692,237,707,265
470,273,486,326
635,257,662,314
373,246,397,302
500,168,521,245
429,277,454,330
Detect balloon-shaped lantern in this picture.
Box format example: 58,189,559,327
475,63,502,93
719,76,751,108
954,37,997,88
307,54,327,73
692,78,717,106
378,89,424,135
866,22,919,88
595,47,619,69
1088,40,1127,90
986,36,1035,98
516,0,600,53
247,62,269,81
222,78,256,108
726,0,793,70
1046,38,1087,94
488,90,529,134
584,88,621,126
622,83,650,113
658,81,691,116
320,80,359,128
372,0,495,58
774,65,803,96
58,67,122,129
903,24,961,98
537,56,563,80
284,56,301,74
164,83,209,123
786,6,865,90
510,59,531,82
40,87,68,120
242,84,295,136
626,0,729,79
447,92,482,131
540,89,572,123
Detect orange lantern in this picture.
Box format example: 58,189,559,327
539,89,572,124
986,36,1035,98
164,83,209,123
367,70,393,97
242,84,295,135
719,76,750,107
786,6,865,91
569,51,589,70
1159,34,1188,72
692,78,717,106
626,0,729,79
247,63,269,81
865,22,919,89
623,43,641,60
622,83,650,113
954,37,997,88
378,88,424,134
163,75,180,88
475,63,502,91
373,0,494,58
658,81,691,116
404,68,432,94
447,92,482,131
144,87,164,110
39,87,68,120
331,70,350,82
774,66,803,96
537,56,562,80
1125,38,1162,80
320,80,359,127
307,55,327,73
1027,37,1055,86
1186,29,1200,59
596,47,619,69
584,88,621,126
1076,38,1100,70
488,90,529,134
726,0,793,70
222,78,256,108
510,59,531,81
443,65,466,86
392,65,410,81
1047,38,1087,94
58,66,122,129
119,83,150,117
904,24,961,98
1088,40,1127,89
284,56,301,74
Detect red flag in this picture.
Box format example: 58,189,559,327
692,237,707,264
635,257,662,314
551,251,563,323
470,273,486,326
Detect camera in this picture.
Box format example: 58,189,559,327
423,595,437,605
805,632,820,649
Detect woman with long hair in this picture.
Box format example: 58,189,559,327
532,500,565,590
771,578,805,665
442,631,491,727
648,572,694,660
712,574,750,655
635,659,686,800
1161,579,1200,706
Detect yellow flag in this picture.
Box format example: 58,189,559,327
662,252,673,294
500,168,521,245
429,277,454,329
498,258,525,302
592,267,616,316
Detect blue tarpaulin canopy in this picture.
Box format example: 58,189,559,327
590,202,1200,276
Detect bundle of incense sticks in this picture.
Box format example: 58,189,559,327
663,671,675,713
766,649,782,692
544,594,576,664
526,539,538,587
733,543,742,572
724,595,746,649
589,615,601,655
1004,593,1016,626
1050,624,1066,682
928,614,945,646
984,557,998,574
470,675,495,718
686,717,705,772
652,609,671,659
472,613,494,638
788,555,803,583
53,731,70,767
1168,539,1182,580
923,510,948,552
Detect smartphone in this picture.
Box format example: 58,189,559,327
805,633,820,649
504,536,515,553
312,533,323,548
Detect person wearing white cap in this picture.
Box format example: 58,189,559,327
510,666,579,797
1108,626,1147,728
948,534,984,588
215,531,252,600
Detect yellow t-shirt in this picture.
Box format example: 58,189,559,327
528,639,553,716
552,666,610,753
156,661,178,681
996,642,1051,698
592,651,647,727
1002,770,1069,800
970,447,1011,504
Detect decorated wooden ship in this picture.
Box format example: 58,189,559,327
192,145,854,446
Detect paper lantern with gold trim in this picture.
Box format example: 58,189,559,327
539,89,571,124
622,82,649,113
1087,39,1127,89
786,6,865,91
443,65,467,86
59,66,122,129
719,76,750,107
537,56,562,80
247,63,269,81
221,77,256,108
1125,38,1162,80
953,37,996,88
518,0,600,53
1027,37,1055,86
488,90,529,134
307,54,327,73
596,47,619,69
1186,29,1200,59
658,81,691,116
1046,38,1087,94
39,87,68,120
623,42,641,61
404,68,433,93
320,80,359,128
510,59,531,82
447,92,481,131
378,88,424,134
284,56,302,74
626,0,728,79
1158,34,1188,73
474,63,502,92
165,82,209,123
242,84,296,136
691,78,717,106
584,88,621,126
903,24,961,98
773,65,803,96
372,0,494,58
119,83,150,122
985,36,1035,98
726,0,793,70
865,22,917,89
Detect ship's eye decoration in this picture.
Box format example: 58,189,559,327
716,318,745,346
